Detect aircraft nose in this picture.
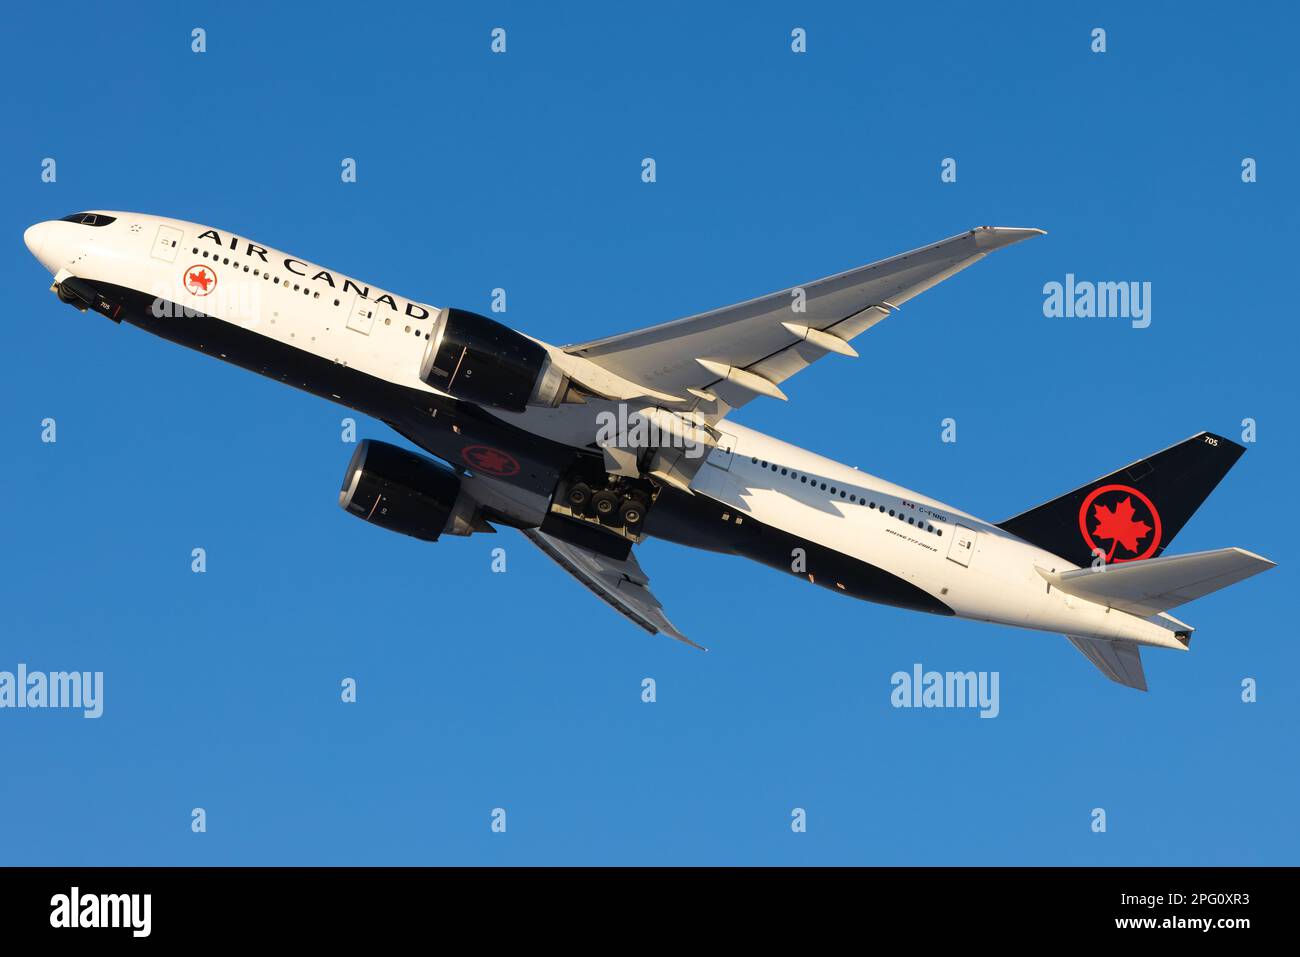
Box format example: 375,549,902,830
23,221,49,264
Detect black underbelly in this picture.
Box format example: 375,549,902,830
644,486,954,616
92,281,577,498
83,280,955,617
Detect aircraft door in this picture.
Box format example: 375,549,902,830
151,225,183,263
346,293,376,335
707,431,736,471
947,524,978,567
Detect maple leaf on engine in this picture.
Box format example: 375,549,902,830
1091,496,1151,561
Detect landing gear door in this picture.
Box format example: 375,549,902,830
706,431,736,471
947,524,978,567
151,225,183,263
346,294,376,335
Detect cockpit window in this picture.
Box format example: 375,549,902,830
59,213,116,226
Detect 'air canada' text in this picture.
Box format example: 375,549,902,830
196,230,431,319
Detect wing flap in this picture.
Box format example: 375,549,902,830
827,304,893,341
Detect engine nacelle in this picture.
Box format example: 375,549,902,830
419,307,567,412
338,440,486,541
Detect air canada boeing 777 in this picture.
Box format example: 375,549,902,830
24,212,1274,690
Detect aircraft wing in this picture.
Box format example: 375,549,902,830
565,226,1044,418
521,529,702,650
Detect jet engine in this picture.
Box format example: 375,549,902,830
338,439,490,541
418,307,568,413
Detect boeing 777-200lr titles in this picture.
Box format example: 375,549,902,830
24,212,1274,690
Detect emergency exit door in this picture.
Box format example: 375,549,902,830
707,431,736,470
947,524,978,567
346,294,376,335
151,225,183,263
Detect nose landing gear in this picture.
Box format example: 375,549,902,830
50,271,122,323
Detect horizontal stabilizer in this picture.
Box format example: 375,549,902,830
1065,634,1147,691
1039,547,1275,618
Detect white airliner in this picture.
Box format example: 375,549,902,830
24,212,1274,690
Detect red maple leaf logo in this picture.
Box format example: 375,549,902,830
1090,496,1152,562
472,449,511,472
187,268,212,291
463,445,519,476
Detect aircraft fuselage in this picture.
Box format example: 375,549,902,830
22,211,1193,655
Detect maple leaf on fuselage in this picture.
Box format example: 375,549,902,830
188,269,212,291
470,449,512,472
1091,496,1151,561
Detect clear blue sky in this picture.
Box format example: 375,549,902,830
1,1,1295,865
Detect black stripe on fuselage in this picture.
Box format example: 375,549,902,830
644,486,955,616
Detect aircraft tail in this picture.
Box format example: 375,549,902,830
998,431,1245,567
1056,547,1275,691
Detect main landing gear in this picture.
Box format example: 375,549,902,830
539,465,659,558
563,480,652,532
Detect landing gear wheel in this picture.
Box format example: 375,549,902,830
619,498,645,528
56,284,88,310
567,482,592,512
591,490,620,523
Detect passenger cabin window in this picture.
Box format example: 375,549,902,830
60,213,116,226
